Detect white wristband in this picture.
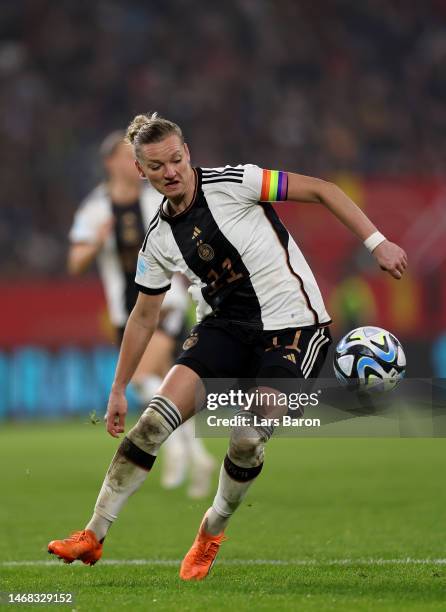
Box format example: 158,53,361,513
364,231,386,253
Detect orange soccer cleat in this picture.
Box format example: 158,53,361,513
179,517,226,581
48,529,103,566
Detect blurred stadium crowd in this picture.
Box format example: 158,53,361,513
1,0,445,277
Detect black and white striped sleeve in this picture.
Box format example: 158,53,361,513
201,164,264,207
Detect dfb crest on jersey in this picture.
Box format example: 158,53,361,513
197,243,215,261
183,333,199,351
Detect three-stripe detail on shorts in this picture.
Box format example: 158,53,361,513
149,395,182,431
301,328,330,378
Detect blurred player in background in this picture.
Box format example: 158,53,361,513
50,113,407,579
67,131,215,498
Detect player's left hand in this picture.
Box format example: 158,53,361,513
373,240,408,279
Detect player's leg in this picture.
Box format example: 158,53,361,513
133,320,216,493
180,326,332,580
179,405,273,580
172,322,262,578
206,327,332,531
91,327,183,535
179,338,271,579
88,364,204,533
204,409,272,526
131,328,187,489
48,364,203,564
211,327,331,531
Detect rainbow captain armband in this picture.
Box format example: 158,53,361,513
260,169,288,202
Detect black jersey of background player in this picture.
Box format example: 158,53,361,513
112,200,145,316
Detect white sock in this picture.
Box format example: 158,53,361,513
85,451,149,540
205,506,229,536
205,462,255,535
205,414,269,535
85,513,112,541
85,395,182,540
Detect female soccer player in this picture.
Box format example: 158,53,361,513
49,113,407,579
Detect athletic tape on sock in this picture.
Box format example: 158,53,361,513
118,437,157,471
224,453,263,482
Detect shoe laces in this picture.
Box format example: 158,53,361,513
194,535,226,566
67,530,88,543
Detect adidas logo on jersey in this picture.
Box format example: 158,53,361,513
283,353,296,364
192,226,202,240
283,353,296,363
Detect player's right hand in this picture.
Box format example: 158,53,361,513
372,240,408,280
105,388,128,438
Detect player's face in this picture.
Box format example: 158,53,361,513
136,135,192,201
106,142,140,183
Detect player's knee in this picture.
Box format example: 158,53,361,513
128,408,170,448
229,425,265,468
127,395,182,454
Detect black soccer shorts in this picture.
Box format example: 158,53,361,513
176,316,332,381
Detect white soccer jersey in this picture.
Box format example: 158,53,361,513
69,182,188,328
135,165,331,331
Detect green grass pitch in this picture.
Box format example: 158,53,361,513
1,420,446,611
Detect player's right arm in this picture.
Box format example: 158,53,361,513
67,219,114,275
106,291,165,437
67,188,114,275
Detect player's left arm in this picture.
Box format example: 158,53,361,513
286,173,408,280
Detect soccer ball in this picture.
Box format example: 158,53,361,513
333,326,406,392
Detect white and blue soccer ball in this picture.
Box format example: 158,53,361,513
333,326,406,392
